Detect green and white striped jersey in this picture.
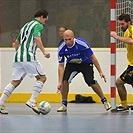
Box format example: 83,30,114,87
14,19,44,62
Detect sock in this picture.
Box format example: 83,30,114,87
121,100,127,107
29,81,43,103
0,83,15,106
101,97,107,104
62,98,67,107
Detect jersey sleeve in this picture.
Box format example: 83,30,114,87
17,33,21,42
33,24,44,37
58,42,65,63
80,43,94,58
79,39,94,57
131,26,133,38
58,52,65,63
85,47,93,57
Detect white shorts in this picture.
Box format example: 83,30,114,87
12,61,45,80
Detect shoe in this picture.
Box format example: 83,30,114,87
0,106,8,114
57,104,67,112
130,105,133,112
103,101,112,111
26,100,40,114
111,104,129,112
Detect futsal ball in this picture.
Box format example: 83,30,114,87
39,101,51,115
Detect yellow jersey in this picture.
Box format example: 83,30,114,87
124,25,133,66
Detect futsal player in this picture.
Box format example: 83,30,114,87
0,9,50,114
110,14,133,112
58,26,67,46
57,29,112,112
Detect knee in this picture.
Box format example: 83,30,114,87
41,75,47,83
36,75,47,83
63,80,69,86
115,80,119,87
115,79,121,88
115,78,124,88
11,80,22,88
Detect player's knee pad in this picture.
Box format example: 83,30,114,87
33,80,44,93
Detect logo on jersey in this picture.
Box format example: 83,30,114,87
69,58,82,64
66,55,70,58
65,49,68,51
38,32,41,37
58,56,62,62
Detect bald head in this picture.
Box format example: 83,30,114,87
63,30,74,38
63,30,75,47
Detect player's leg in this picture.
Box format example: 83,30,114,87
26,75,46,106
82,63,111,111
116,77,127,105
62,80,69,105
26,76,46,114
0,80,22,114
0,62,25,114
111,66,133,112
90,84,112,110
112,66,133,112
24,61,46,114
111,77,129,112
57,63,78,112
57,80,69,112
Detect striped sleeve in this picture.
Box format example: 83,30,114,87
58,42,65,63
33,24,43,37
76,38,93,57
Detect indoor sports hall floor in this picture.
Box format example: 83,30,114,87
0,103,133,133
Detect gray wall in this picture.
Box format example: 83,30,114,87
0,0,110,47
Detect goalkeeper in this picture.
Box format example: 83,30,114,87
110,14,133,112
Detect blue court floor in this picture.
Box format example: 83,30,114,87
0,103,133,133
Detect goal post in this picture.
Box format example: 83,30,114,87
110,0,133,108
110,0,116,109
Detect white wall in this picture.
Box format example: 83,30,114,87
0,48,132,94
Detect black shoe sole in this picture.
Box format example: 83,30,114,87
111,108,129,113
106,106,112,111
57,110,67,112
0,111,8,114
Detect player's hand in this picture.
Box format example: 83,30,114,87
99,72,107,82
57,83,62,94
44,51,50,58
57,89,61,94
110,31,118,38
103,77,107,82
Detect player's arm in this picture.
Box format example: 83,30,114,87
57,52,65,93
13,33,20,51
110,31,133,44
33,24,50,58
57,63,64,93
90,54,106,82
34,37,50,58
58,63,65,84
14,39,19,51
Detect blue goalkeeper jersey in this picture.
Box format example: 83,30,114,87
58,37,93,64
